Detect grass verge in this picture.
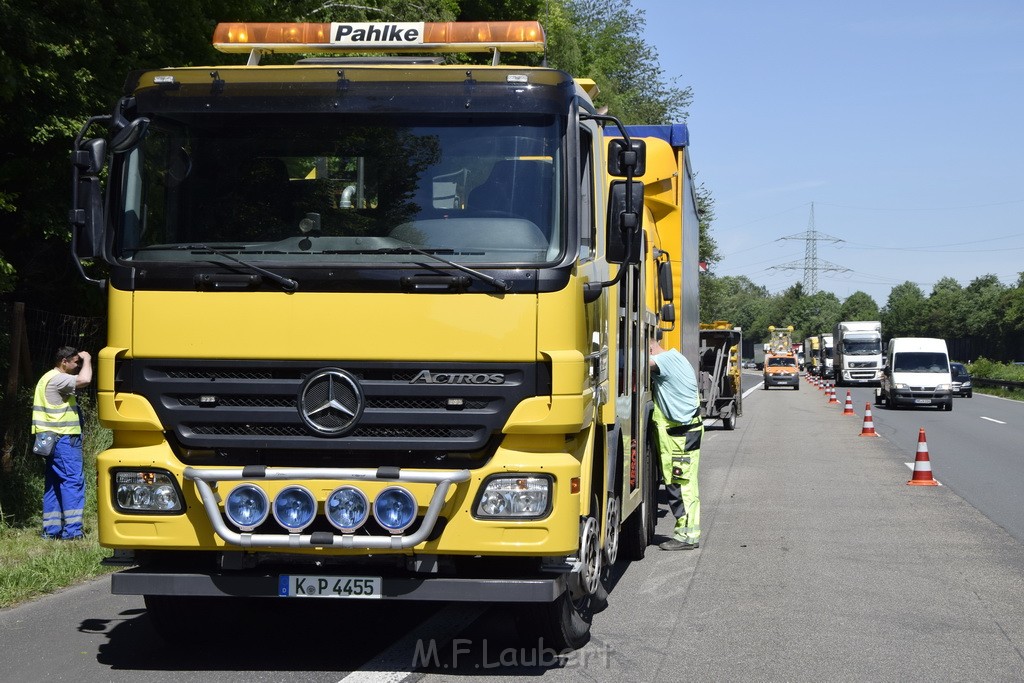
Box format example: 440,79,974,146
0,527,115,609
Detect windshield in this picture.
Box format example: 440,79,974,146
767,357,796,367
841,337,882,355
116,115,563,267
893,352,949,374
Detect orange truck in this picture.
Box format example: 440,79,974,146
763,325,799,390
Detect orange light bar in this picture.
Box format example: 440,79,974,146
213,21,545,54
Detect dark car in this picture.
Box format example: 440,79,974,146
950,362,972,398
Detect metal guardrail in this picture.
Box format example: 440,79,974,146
973,377,1024,390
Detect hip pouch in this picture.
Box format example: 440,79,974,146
33,432,56,457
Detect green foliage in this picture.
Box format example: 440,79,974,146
545,0,692,124
840,291,880,322
0,389,113,607
968,358,1024,382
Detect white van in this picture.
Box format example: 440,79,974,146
877,337,953,411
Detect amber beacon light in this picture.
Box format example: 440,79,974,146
213,21,546,54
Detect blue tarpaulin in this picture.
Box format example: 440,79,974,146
621,124,689,149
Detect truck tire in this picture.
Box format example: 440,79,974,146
621,434,657,561
520,497,604,650
723,414,736,430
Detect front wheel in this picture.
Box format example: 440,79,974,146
723,414,736,430
521,506,604,651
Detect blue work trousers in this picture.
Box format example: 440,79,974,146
42,434,85,539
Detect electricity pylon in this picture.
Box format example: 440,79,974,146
771,203,849,294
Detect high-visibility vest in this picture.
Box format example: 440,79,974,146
32,368,81,435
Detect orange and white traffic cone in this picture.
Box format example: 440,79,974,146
859,403,878,437
908,428,939,486
828,382,839,404
842,391,855,415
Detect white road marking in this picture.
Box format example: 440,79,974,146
980,416,1006,424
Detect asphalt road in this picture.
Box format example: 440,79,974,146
3,376,1024,681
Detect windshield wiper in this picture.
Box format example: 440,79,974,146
377,244,511,292
186,244,298,293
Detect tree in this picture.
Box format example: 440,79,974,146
881,281,929,339
544,0,692,124
925,277,966,339
696,181,719,278
838,291,879,322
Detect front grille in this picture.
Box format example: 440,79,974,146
118,359,548,456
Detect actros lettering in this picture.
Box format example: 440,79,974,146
411,370,505,385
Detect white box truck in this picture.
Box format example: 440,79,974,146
877,337,953,411
833,321,883,387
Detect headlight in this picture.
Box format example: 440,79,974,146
114,471,183,512
326,486,369,532
936,383,951,391
475,475,552,519
894,383,908,390
962,380,972,388
273,485,317,532
374,486,417,533
225,484,270,531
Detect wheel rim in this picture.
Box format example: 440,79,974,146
571,516,601,599
604,496,621,565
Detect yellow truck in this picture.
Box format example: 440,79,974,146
68,20,701,649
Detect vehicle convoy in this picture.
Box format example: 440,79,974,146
818,333,835,380
67,20,702,650
698,321,742,429
833,321,883,387
877,337,953,411
763,325,799,390
804,335,821,376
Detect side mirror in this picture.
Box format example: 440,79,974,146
607,139,646,177
109,117,150,154
70,138,107,259
71,137,106,175
606,180,644,265
661,303,676,323
658,260,674,302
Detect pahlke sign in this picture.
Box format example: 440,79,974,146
331,23,425,46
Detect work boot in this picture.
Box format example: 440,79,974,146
659,538,699,551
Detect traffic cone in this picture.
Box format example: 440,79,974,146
828,382,839,404
859,403,878,437
908,428,939,486
842,391,855,415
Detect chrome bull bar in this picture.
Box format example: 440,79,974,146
183,466,471,550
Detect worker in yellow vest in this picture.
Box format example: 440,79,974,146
649,336,704,550
32,347,92,540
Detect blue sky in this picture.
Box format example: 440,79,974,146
632,1,1024,306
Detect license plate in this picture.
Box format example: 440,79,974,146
914,398,931,404
279,575,382,599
